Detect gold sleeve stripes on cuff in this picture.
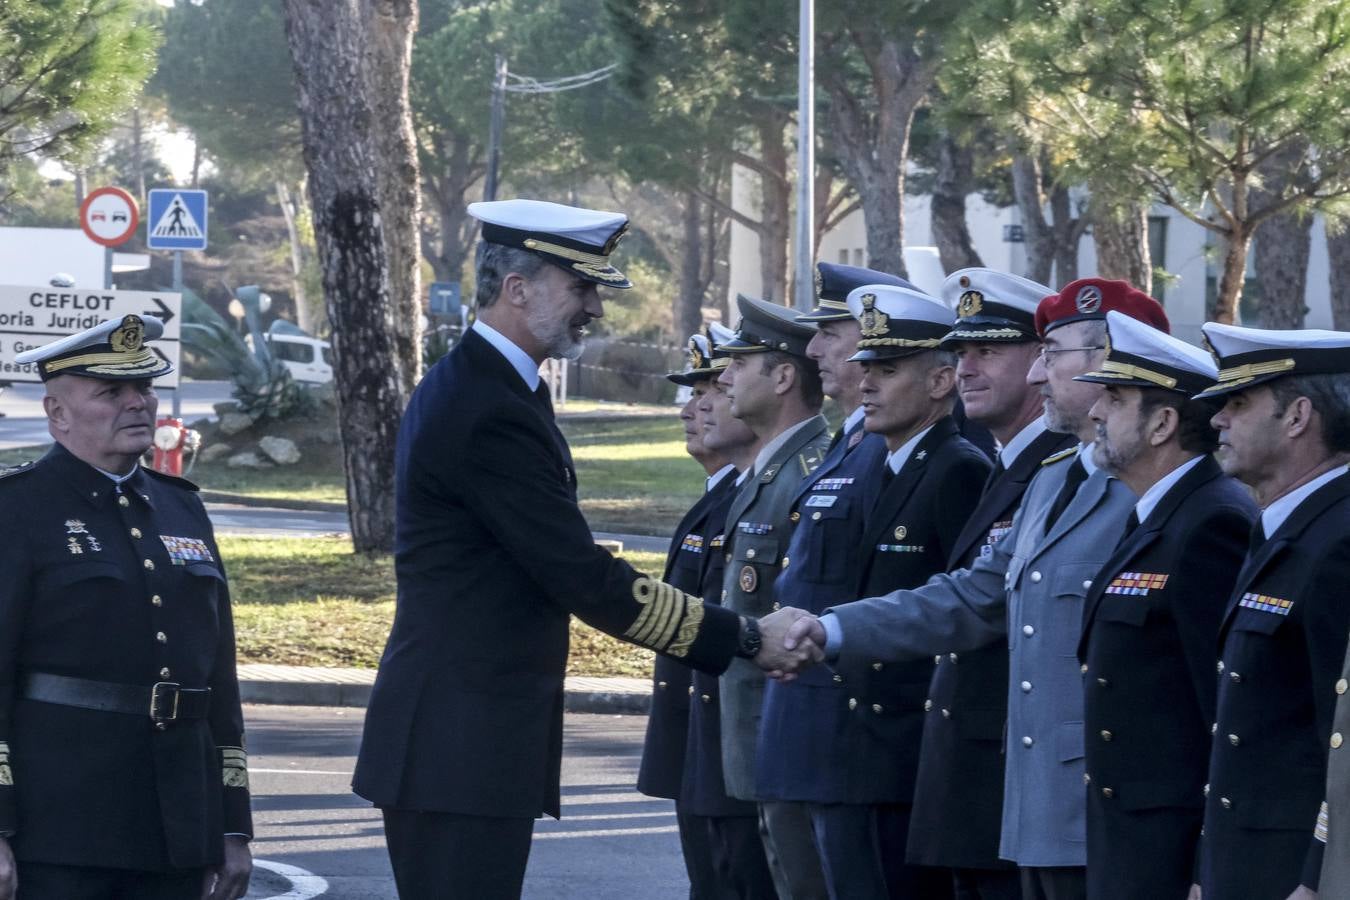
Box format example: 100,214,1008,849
221,746,249,789
0,742,10,786
625,577,705,658
1317,800,1329,843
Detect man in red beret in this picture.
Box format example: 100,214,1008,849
778,279,1165,900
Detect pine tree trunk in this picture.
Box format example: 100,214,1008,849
1327,225,1350,330
1050,185,1081,287
423,131,477,285
931,134,983,273
678,189,704,338
1011,153,1054,285
756,116,790,303
1252,143,1312,329
282,0,421,553
275,179,314,334
1213,227,1251,325
1091,199,1151,293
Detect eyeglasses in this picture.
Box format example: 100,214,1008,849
1039,345,1104,366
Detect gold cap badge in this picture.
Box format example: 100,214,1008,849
859,293,890,338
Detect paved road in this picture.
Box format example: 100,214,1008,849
243,705,686,900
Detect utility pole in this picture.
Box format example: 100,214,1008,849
793,0,815,311
484,54,508,203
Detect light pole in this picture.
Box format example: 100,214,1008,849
793,0,815,311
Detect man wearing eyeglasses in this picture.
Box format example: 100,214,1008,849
779,279,1168,900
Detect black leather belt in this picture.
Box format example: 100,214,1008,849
22,673,211,724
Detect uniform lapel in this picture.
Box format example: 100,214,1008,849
664,483,724,579
1038,463,1111,555
857,419,954,588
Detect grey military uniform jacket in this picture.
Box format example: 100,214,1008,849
1320,639,1350,893
719,414,830,800
827,449,1134,866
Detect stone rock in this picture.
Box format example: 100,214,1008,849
213,401,242,416
258,435,301,466
198,443,232,464
218,412,255,436
226,451,272,469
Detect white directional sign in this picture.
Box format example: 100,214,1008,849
0,285,182,387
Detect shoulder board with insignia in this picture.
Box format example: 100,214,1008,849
798,447,825,475
759,463,782,483
0,460,36,480
141,468,200,491
1040,447,1078,467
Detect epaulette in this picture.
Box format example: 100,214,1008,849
1040,447,1078,467
140,467,200,491
0,460,36,480
759,463,781,483
797,446,825,476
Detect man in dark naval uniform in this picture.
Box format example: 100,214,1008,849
352,199,817,900
0,315,252,900
1192,322,1350,900
639,326,747,898
907,267,1064,900
1073,312,1255,899
753,264,896,899
684,325,778,900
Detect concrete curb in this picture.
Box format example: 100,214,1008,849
238,665,652,715
200,490,346,513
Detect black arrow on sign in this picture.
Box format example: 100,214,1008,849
151,347,172,365
143,297,175,325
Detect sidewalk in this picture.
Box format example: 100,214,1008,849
237,664,653,715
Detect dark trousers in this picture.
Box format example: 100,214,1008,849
382,807,535,900
808,802,953,900
706,813,779,900
679,806,733,900
1018,866,1086,900
952,866,1023,900
16,861,203,900
758,801,829,899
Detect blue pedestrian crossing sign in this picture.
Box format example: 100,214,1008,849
147,188,208,251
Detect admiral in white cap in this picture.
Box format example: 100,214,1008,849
668,323,735,387
940,268,1051,346
1067,310,1257,900
846,283,955,362
1195,322,1350,399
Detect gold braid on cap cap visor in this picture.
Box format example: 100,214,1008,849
1096,360,1178,389
523,237,626,283
855,337,943,349
1217,357,1296,384
816,299,849,311
42,349,164,376
944,326,1027,340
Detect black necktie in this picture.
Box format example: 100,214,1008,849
534,382,554,416
880,462,896,492
1122,509,1141,540
984,458,1007,494
1247,520,1267,556
1044,457,1088,534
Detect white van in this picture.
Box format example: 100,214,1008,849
265,333,334,384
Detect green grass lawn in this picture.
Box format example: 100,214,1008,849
224,535,666,676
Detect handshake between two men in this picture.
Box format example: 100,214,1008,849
753,606,828,680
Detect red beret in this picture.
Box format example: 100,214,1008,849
1034,278,1170,337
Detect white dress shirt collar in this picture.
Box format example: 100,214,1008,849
1134,455,1205,525
707,463,736,492
1260,464,1349,539
842,405,866,436
473,320,541,391
998,416,1050,469
1078,442,1100,477
886,424,936,475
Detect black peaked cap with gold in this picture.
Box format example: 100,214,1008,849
668,322,736,386
846,284,955,361
16,314,173,381
717,294,817,358
468,197,633,289
1076,310,1217,396
940,267,1053,347
797,262,915,323
1194,321,1350,400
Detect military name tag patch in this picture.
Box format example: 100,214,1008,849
1239,592,1293,616
739,565,758,592
877,543,925,554
1104,572,1170,596
680,534,705,554
804,494,839,508
160,535,214,565
738,522,773,535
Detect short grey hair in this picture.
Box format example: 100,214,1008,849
475,241,546,308
1269,372,1350,453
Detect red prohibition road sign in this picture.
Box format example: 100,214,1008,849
80,186,140,247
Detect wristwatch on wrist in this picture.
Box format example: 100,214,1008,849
735,615,763,659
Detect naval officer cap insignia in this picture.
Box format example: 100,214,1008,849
939,268,1053,347
1076,311,1217,395
668,322,736,386
796,262,916,323
717,295,817,358
1193,321,1350,399
846,283,955,362
468,197,633,289
16,314,173,381
1034,277,1169,337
